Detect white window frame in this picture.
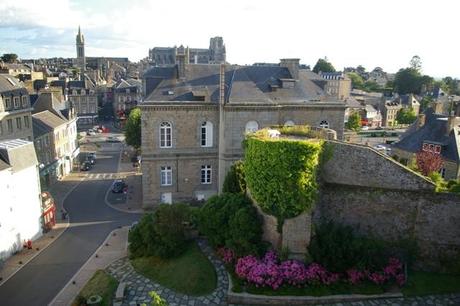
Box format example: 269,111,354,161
245,121,259,133
5,97,11,109
21,96,28,107
201,121,213,147
319,120,329,128
201,165,212,184
160,122,172,148
160,166,172,186
13,96,20,108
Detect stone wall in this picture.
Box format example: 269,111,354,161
322,141,434,191
316,185,460,269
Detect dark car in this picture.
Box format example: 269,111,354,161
107,136,120,143
80,161,91,171
111,179,127,193
86,153,96,165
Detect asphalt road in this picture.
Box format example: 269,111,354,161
0,142,140,306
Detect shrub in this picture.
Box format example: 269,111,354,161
222,161,246,194
197,193,263,256
244,132,323,223
309,221,387,272
128,204,191,259
153,204,191,258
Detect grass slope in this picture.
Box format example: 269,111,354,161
72,270,118,306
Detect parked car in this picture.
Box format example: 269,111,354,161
107,136,120,143
87,152,97,159
86,156,96,165
111,179,127,193
374,144,386,151
80,161,92,171
361,126,369,131
86,129,96,136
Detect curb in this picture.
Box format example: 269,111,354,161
0,176,84,287
48,226,129,306
226,274,404,305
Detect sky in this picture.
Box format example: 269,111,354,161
0,0,459,78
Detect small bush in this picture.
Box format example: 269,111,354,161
222,161,246,194
129,204,191,259
197,193,263,256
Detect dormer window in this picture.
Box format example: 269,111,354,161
422,142,442,154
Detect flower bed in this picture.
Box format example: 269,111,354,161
218,248,405,293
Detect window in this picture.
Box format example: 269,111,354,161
245,121,259,133
319,120,329,128
284,120,295,127
16,117,22,129
160,166,172,186
160,122,172,148
434,145,441,154
439,168,446,178
201,165,212,184
201,121,213,147
422,143,429,151
13,97,20,108
21,96,28,107
5,97,11,109
7,119,13,133
24,116,30,128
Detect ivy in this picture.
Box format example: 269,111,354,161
244,131,323,222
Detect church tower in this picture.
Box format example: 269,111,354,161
76,26,86,74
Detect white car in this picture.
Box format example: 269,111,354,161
362,126,369,131
374,144,386,151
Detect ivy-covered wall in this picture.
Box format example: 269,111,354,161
244,130,323,223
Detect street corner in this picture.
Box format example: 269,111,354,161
106,188,128,206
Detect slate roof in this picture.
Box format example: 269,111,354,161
394,108,460,162
0,74,24,92
32,110,67,135
0,157,10,171
0,139,38,173
144,64,333,104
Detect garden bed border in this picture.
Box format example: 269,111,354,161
226,272,403,305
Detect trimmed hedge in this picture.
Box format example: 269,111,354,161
244,131,323,221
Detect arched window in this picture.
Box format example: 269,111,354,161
245,121,259,133
159,122,172,148
319,120,329,128
201,121,213,147
284,120,295,127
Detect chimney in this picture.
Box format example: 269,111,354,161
446,115,460,135
280,58,300,80
417,113,426,129
433,101,443,114
175,45,188,79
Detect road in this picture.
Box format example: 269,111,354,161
0,139,140,306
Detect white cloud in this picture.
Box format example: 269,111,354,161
0,0,459,77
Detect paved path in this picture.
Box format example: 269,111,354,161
106,239,228,306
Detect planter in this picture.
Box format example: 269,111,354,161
86,295,102,305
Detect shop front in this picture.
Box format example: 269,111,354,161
41,191,56,232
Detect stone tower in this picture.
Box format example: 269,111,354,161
209,37,226,64
76,26,86,74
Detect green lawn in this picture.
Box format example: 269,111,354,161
72,270,118,306
131,241,217,296
402,271,460,296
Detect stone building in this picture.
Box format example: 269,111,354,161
32,91,79,187
319,71,351,101
140,58,345,207
393,94,420,116
148,37,226,66
0,74,33,141
113,78,142,121
392,108,460,180
67,80,98,128
381,100,402,126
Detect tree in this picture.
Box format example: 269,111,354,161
313,58,335,74
222,161,246,194
347,72,364,89
1,53,18,63
420,96,432,111
393,68,423,94
346,112,361,131
409,55,422,73
124,107,141,149
363,80,382,92
396,108,417,124
416,151,443,176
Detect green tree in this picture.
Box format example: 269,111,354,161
394,68,423,94
363,80,382,92
420,96,432,111
396,108,417,124
124,107,141,149
312,58,335,74
346,112,361,131
222,161,246,194
409,55,422,72
1,53,18,63
347,72,364,89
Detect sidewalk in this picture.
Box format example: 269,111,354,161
0,172,85,286
49,226,129,306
